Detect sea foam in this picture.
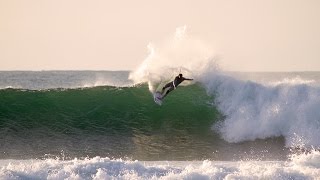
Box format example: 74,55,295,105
0,151,319,179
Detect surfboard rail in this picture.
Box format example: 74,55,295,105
153,91,163,105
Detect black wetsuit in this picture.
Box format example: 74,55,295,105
161,76,192,97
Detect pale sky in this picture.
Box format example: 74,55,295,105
1,0,320,71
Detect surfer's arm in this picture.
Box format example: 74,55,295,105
183,77,193,81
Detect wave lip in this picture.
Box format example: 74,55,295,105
269,76,316,86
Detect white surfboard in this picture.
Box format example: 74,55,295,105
153,91,163,105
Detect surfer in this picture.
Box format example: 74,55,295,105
160,74,193,98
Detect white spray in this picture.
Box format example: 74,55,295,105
130,27,320,149
129,26,217,93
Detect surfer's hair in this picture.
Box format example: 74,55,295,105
179,74,183,78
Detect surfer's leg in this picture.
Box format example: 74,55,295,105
162,87,174,98
162,82,172,89
162,82,173,93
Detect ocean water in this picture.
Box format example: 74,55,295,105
0,70,319,179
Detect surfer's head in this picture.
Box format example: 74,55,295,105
179,74,183,78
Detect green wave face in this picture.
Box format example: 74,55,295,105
0,85,221,160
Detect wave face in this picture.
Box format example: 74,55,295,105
0,84,226,160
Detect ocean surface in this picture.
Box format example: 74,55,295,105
0,70,320,179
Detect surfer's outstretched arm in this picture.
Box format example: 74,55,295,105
183,77,193,81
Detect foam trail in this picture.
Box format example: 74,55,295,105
199,71,320,148
0,151,319,179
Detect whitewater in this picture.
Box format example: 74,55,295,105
0,28,320,179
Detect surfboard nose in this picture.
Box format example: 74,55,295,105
153,92,163,105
